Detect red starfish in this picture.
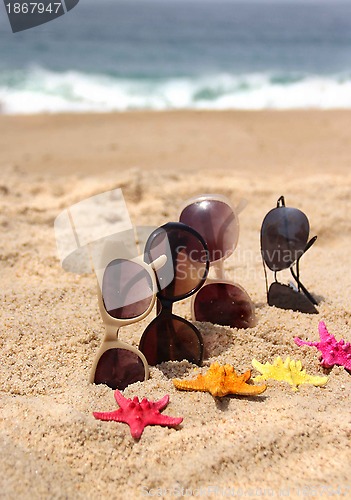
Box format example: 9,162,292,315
93,390,183,439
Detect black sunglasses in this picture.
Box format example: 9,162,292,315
139,222,209,366
260,196,318,314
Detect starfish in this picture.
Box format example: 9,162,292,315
252,356,328,391
93,390,183,439
173,362,267,398
294,321,351,371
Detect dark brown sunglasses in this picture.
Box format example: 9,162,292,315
179,195,256,329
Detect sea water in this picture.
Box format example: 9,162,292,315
1,0,351,113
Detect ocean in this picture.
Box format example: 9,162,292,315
1,0,351,113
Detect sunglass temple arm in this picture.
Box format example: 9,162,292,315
290,235,318,305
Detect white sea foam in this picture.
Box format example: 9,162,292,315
2,67,351,114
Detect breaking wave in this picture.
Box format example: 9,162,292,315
2,67,351,113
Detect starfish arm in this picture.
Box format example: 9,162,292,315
319,356,332,369
129,414,183,439
252,361,274,380
251,359,264,372
129,420,147,440
207,387,227,397
318,321,332,342
173,375,208,392
93,410,123,422
114,389,129,409
153,394,170,411
304,375,329,387
322,351,338,367
294,336,318,347
226,382,267,396
147,414,183,428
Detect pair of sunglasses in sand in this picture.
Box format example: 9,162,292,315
89,248,167,390
179,194,257,329
54,191,154,390
91,222,210,388
260,196,318,314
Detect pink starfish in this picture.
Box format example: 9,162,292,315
294,321,351,371
93,390,183,439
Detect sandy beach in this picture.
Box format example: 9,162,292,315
1,110,351,499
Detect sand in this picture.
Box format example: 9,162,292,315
0,111,351,499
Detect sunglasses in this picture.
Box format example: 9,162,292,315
179,195,256,329
90,249,167,390
138,222,209,366
260,195,318,314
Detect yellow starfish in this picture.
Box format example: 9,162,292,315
173,362,267,398
252,356,328,392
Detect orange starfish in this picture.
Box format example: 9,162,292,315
173,362,267,398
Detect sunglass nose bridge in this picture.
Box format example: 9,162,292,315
151,254,167,271
210,260,227,281
235,198,248,215
277,195,285,207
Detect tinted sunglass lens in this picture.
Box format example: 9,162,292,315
268,282,318,314
194,283,256,329
102,259,153,319
94,348,146,390
261,206,310,271
139,316,203,366
145,224,208,300
180,199,238,262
